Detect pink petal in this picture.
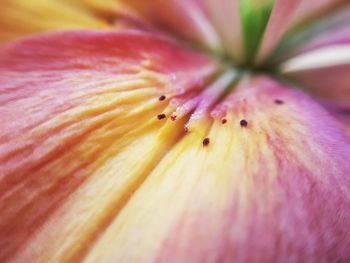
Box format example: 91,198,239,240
254,0,302,65
120,0,221,51
274,6,350,63
296,8,350,54
282,63,350,110
83,76,350,262
201,0,243,62
291,0,349,26
255,0,349,65
278,7,350,112
0,30,218,262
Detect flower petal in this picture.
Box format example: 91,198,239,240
254,0,302,65
201,0,243,62
119,0,221,52
289,7,350,56
281,63,350,111
271,6,350,64
62,0,127,18
82,76,350,262
0,30,218,262
0,0,109,43
290,0,348,27
277,6,350,112
255,1,349,65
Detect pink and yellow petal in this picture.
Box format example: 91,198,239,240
81,77,350,262
0,30,218,262
1,2,350,262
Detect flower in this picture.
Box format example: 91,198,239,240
1,0,350,262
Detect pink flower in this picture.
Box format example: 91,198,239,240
0,0,350,262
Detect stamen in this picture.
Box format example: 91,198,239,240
203,137,210,146
158,95,166,101
221,119,227,124
157,114,166,120
274,99,284,105
184,69,238,128
170,115,177,121
240,119,248,127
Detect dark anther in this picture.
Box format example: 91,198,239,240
184,126,189,133
221,119,227,124
203,137,210,146
157,113,166,120
171,115,177,121
274,99,284,105
240,119,248,127
159,95,166,101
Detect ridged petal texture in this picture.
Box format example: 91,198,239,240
1,31,350,263
85,76,350,263
0,31,218,262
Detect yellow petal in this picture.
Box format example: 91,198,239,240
0,0,108,43
63,0,128,18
